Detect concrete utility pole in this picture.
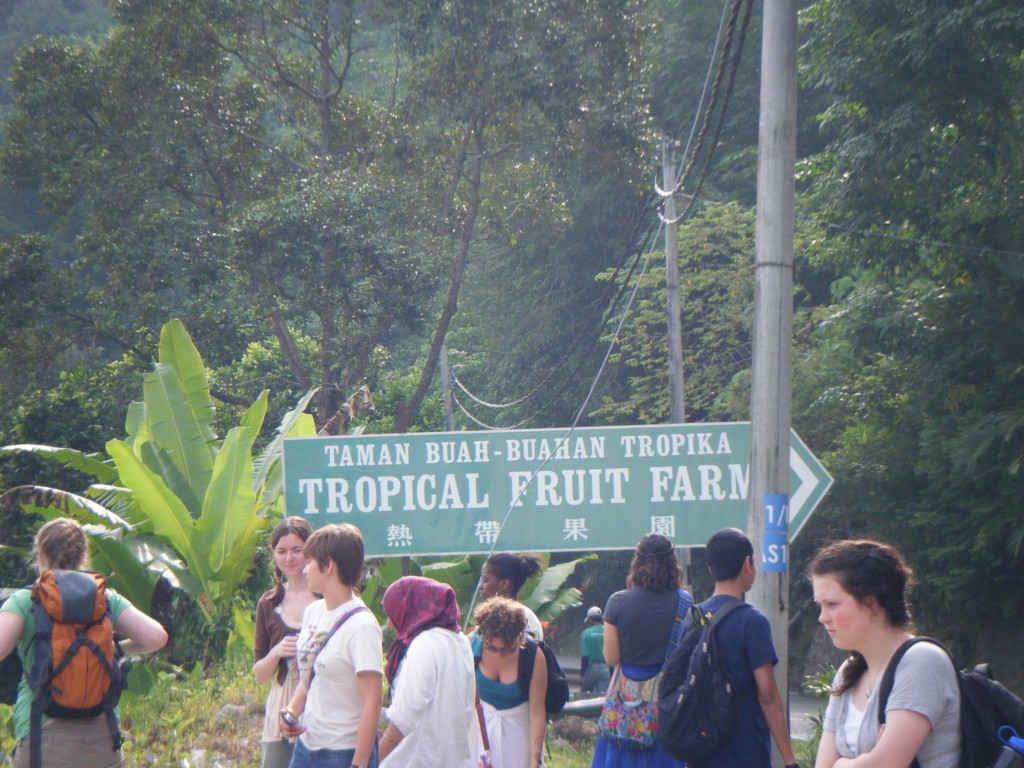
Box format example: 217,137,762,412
748,0,798,760
662,136,685,424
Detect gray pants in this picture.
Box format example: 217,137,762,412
582,662,611,696
14,717,124,768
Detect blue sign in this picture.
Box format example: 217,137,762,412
762,493,789,572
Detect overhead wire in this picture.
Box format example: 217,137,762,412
657,0,754,228
451,366,558,410
806,218,1024,259
677,0,732,176
447,221,660,430
462,217,665,627
449,0,751,580
448,0,749,430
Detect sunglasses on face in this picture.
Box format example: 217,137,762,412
482,638,520,655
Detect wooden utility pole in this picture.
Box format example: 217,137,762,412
662,136,685,424
748,0,798,760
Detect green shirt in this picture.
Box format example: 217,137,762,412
580,623,605,665
0,585,130,741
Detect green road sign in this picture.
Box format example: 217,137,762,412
283,422,832,557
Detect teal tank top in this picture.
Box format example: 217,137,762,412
472,635,529,710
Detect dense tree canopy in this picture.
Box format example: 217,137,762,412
0,0,1022,681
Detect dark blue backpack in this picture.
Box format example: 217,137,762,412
878,637,1024,768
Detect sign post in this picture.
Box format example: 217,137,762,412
283,422,831,557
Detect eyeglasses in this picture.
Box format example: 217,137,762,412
482,642,517,655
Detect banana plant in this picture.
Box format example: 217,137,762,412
0,319,317,628
361,552,595,631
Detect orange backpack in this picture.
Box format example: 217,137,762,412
27,570,122,768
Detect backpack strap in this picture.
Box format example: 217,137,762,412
876,636,954,768
516,638,540,699
701,597,751,634
308,605,369,689
664,589,693,663
877,637,952,723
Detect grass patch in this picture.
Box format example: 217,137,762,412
117,661,596,767
120,660,265,768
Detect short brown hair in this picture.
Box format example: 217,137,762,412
473,596,527,650
304,523,365,587
35,518,90,571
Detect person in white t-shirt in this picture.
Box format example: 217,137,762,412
279,524,383,768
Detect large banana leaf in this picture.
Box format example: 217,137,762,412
129,534,203,597
523,555,595,620
419,558,479,597
158,319,216,444
140,441,203,518
253,387,318,494
124,401,147,447
1,485,132,530
106,439,214,612
240,390,269,441
214,512,269,599
143,363,213,502
88,529,157,611
257,412,318,515
0,445,119,484
86,484,146,529
197,426,259,574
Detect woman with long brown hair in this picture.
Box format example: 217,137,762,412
253,517,317,768
591,533,689,768
810,539,961,768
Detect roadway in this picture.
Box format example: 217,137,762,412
559,654,822,741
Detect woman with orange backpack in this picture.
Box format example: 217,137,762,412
0,518,167,768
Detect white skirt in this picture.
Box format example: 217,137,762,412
479,699,532,768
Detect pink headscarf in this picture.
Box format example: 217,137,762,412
382,576,461,685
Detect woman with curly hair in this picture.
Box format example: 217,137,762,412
591,533,690,768
473,596,547,768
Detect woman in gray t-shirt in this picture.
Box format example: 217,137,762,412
810,540,961,768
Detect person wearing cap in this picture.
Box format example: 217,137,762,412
579,607,610,695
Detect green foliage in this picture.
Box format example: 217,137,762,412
1,320,317,663
792,0,1024,663
791,663,835,765
591,201,756,424
0,702,14,764
361,552,593,632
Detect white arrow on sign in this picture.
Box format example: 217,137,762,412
788,430,834,539
790,446,818,529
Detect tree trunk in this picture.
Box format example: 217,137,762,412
407,123,483,424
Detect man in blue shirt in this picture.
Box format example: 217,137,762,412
697,528,799,768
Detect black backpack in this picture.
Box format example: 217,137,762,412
656,598,751,764
878,637,1024,768
518,638,570,714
